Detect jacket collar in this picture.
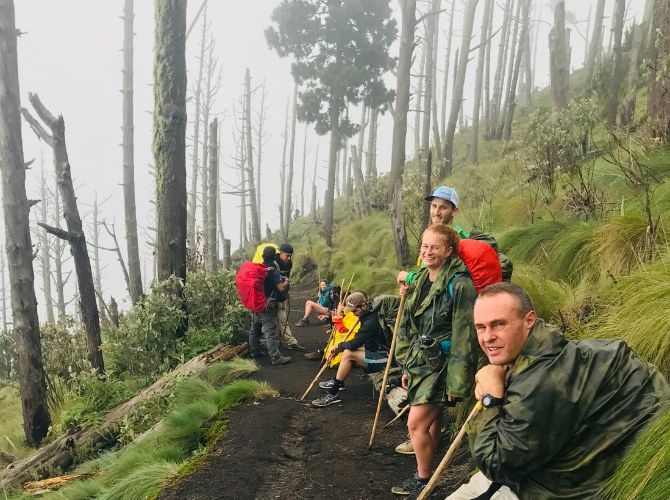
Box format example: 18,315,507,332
410,257,467,317
507,319,567,381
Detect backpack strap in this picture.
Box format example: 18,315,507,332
446,271,469,299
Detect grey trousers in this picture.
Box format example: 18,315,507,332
249,303,282,361
276,301,298,345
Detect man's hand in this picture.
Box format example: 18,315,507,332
401,373,409,390
474,365,506,401
327,346,340,361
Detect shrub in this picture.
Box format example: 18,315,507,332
41,316,90,380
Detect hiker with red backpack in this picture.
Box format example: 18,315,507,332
390,223,479,497
243,246,291,365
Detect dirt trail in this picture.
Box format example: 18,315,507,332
159,276,472,499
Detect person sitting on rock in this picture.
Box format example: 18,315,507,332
311,291,389,407
295,279,339,327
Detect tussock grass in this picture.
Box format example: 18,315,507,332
98,461,181,500
546,222,595,283
499,221,567,266
99,445,184,487
206,379,278,410
583,215,654,282
601,409,670,500
47,478,102,499
203,358,259,388
163,400,219,449
585,255,670,374
173,377,216,406
0,384,29,458
511,265,570,323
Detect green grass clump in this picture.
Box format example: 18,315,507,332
163,400,219,450
499,221,567,266
203,358,259,388
98,445,184,488
586,255,670,374
511,265,570,323
601,409,670,500
206,379,277,410
0,384,29,458
173,377,216,405
582,215,655,283
98,461,181,500
46,478,103,499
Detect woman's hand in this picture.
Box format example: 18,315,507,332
399,282,410,296
401,373,409,390
397,271,408,284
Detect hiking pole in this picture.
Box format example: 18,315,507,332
416,401,484,500
368,293,407,448
344,273,356,297
299,318,361,401
383,403,410,429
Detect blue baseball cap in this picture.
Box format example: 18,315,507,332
424,186,459,209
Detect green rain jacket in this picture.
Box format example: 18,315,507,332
397,257,478,404
467,320,670,499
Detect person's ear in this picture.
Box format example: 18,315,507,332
524,310,537,329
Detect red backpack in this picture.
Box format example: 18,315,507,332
458,239,502,293
235,262,269,313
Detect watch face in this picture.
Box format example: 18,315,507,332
482,395,493,408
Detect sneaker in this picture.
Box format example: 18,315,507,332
286,343,307,352
395,438,415,455
271,355,292,365
318,378,346,391
294,318,309,327
391,473,427,496
311,392,341,407
304,349,323,361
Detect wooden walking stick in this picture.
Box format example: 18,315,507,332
368,293,407,448
344,273,355,298
299,318,361,401
416,401,484,500
382,403,410,429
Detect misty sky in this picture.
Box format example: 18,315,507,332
7,0,646,316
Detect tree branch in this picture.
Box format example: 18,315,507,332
27,92,58,127
20,108,53,147
36,222,80,242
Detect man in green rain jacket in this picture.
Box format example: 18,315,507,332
449,282,670,499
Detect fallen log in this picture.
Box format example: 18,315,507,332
0,450,16,466
23,471,101,493
0,342,247,489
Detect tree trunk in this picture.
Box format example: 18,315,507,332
206,118,218,272
1,0,50,445
489,0,513,138
187,2,207,251
421,0,439,163
352,106,369,217
366,107,378,179
388,0,415,267
549,1,569,110
441,0,479,177
501,0,530,140
606,0,626,125
238,135,248,249
483,1,493,139
430,2,441,158
0,248,7,332
0,342,247,489
521,2,533,107
440,0,456,142
323,103,339,247
222,238,231,270
300,123,307,217
584,0,605,91
39,164,55,324
121,0,143,304
92,198,109,327
422,149,432,230
414,42,426,159
620,22,646,128
496,0,522,137
311,144,319,218
647,0,670,141
244,69,261,245
470,0,493,163
256,82,266,228
283,82,298,241
278,96,289,239
22,94,104,373
52,185,66,318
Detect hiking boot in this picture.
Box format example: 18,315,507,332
249,350,263,360
304,349,323,361
318,378,346,391
294,318,309,327
391,473,427,496
286,343,307,352
271,355,292,365
395,438,415,455
311,392,341,407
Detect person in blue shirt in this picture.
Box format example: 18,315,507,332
295,279,338,327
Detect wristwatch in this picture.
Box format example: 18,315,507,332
481,394,504,408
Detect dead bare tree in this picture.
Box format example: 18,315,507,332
489,0,513,138
549,1,570,110
389,0,416,267
647,0,670,141
38,160,55,323
21,94,104,373
440,0,456,142
470,0,493,163
90,197,109,326
121,0,142,304
606,0,626,125
300,122,308,217
421,0,440,165
441,0,479,177
414,41,426,159
187,1,207,251
255,80,268,226
100,221,131,300
206,118,218,272
243,69,261,244
283,82,298,241
366,107,379,179
0,0,50,445
310,144,319,218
